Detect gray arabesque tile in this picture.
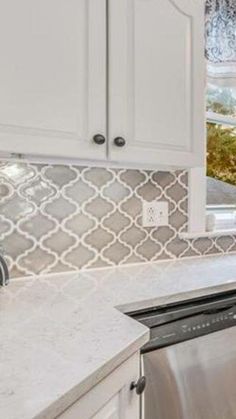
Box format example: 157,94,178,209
0,162,235,278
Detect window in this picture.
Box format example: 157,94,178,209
206,83,236,195
205,0,236,230
207,83,236,121
186,0,236,236
206,84,236,229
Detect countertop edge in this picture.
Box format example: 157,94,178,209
35,327,149,419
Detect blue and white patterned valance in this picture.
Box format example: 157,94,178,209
205,0,236,63
205,0,236,84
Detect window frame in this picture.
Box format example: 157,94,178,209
207,111,236,127
188,113,236,236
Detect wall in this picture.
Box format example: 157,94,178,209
0,161,236,278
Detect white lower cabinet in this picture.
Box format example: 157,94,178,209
57,353,140,419
91,393,120,419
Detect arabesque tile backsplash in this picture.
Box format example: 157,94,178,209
0,162,236,278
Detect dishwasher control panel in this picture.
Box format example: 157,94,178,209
128,290,236,353
146,306,236,351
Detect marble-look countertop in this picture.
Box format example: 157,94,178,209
1,254,236,419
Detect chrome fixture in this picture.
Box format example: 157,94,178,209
0,246,9,286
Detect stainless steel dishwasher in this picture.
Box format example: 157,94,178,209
129,290,236,419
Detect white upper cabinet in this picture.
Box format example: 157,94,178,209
109,0,205,168
0,0,205,168
0,0,106,160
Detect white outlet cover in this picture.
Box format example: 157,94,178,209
142,201,169,227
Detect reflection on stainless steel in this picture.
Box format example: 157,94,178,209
143,327,236,419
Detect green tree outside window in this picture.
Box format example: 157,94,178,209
207,86,236,186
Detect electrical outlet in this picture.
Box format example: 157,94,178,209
142,201,169,227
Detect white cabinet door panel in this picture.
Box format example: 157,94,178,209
0,0,106,160
92,393,120,419
109,0,205,168
57,353,140,419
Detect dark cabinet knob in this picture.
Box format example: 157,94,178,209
93,134,106,145
130,376,146,395
114,137,126,147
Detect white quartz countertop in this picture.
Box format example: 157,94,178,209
1,254,236,419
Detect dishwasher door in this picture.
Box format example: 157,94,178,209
142,326,236,419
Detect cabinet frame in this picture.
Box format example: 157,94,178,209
57,353,140,419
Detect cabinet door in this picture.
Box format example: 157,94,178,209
59,388,138,419
92,394,120,419
57,353,140,419
0,0,106,160
109,0,205,168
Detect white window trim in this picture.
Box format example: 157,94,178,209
187,166,207,235
181,114,236,238
207,111,236,127
207,204,236,211
182,164,236,239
